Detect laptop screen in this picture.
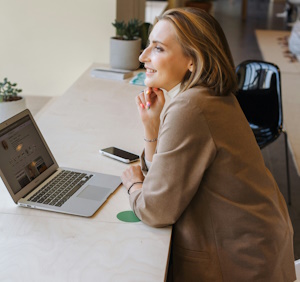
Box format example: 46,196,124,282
0,115,54,195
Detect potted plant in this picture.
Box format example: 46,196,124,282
110,19,145,70
0,77,25,122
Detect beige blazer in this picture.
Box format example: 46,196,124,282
129,87,296,282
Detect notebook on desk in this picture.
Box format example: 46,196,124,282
0,109,121,217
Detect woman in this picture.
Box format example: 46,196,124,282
121,8,296,282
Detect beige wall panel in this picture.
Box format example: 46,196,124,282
0,0,116,96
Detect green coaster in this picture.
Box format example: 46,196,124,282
117,210,141,223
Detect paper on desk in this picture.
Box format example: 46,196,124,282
130,72,146,86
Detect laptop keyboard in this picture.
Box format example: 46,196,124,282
28,170,92,207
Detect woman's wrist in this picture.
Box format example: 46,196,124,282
128,181,143,195
144,119,159,132
144,136,158,142
144,128,159,140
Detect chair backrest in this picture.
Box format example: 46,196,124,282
235,60,283,148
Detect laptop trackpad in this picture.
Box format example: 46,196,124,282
77,185,110,201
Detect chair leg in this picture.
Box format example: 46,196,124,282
283,131,291,205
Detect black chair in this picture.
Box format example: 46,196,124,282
235,60,291,205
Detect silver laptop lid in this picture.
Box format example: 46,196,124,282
0,109,59,203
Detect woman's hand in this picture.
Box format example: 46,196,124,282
121,165,145,194
136,87,165,138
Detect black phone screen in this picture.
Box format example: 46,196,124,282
102,147,139,161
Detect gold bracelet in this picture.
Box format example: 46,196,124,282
144,137,158,142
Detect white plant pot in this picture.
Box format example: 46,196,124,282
110,37,141,70
0,97,26,123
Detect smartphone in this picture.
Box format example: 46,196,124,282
99,147,139,163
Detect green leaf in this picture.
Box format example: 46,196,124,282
0,77,22,99
112,18,142,40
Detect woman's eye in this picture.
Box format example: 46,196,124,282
154,46,164,52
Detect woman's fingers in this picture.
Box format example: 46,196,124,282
136,92,145,109
121,165,144,188
136,88,152,110
136,87,165,112
145,88,152,109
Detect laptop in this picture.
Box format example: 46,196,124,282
0,109,121,217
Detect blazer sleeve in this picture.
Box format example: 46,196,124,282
140,150,150,174
130,99,217,227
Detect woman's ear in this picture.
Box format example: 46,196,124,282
188,61,193,73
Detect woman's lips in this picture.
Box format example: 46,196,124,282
145,67,157,76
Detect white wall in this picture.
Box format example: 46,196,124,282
0,0,116,97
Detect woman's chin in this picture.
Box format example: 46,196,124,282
144,78,159,89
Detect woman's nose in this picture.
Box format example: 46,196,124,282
139,47,149,63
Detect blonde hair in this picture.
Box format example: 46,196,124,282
157,8,237,96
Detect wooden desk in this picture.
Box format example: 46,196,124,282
0,64,172,281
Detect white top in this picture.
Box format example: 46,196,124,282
165,83,181,99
